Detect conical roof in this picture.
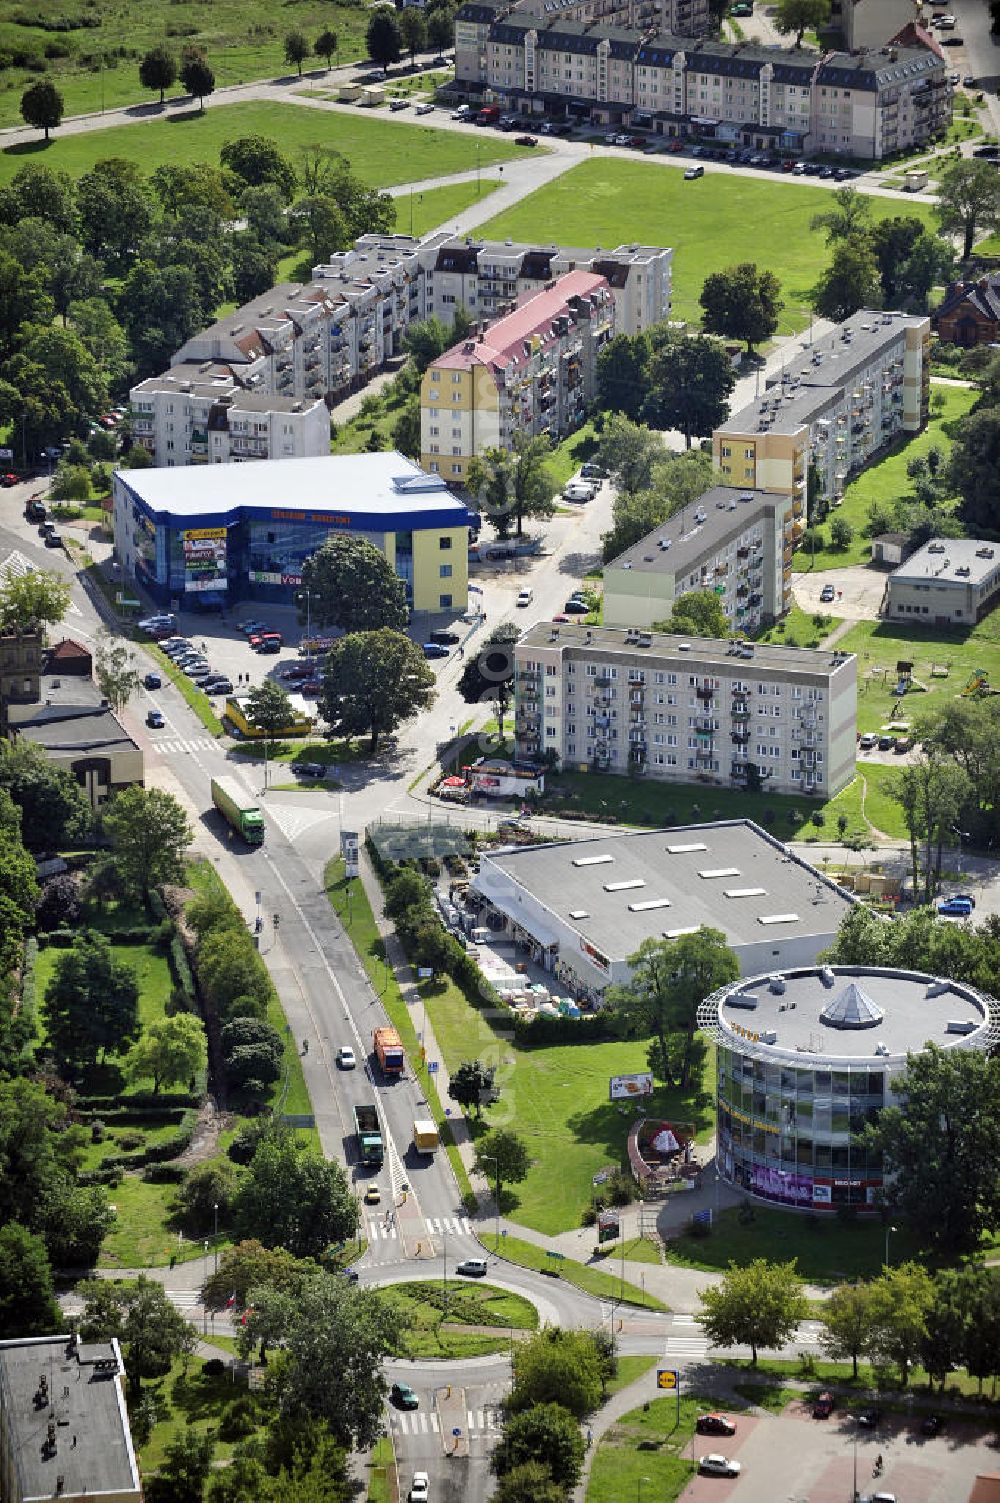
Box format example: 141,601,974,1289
820,981,884,1030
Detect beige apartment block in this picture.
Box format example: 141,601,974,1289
713,309,929,506
514,622,857,797
603,486,794,633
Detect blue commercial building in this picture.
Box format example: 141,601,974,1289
112,452,475,610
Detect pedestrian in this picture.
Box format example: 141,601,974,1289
458,645,465,660
586,1429,592,1450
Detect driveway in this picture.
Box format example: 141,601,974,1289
792,565,889,622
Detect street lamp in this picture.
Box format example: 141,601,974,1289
213,1202,219,1276
296,588,313,654
884,1223,897,1269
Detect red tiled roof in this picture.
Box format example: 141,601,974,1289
431,270,610,375
889,20,945,61
46,638,91,662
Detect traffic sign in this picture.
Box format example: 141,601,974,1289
656,1369,678,1391
428,1060,439,1073
452,1428,462,1437
546,1250,566,1261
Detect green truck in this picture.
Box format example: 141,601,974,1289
211,776,265,845
354,1103,384,1166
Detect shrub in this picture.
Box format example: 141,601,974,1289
116,1130,145,1152
35,874,82,932
218,1394,258,1440
227,1116,271,1165
202,1357,225,1377
142,1162,186,1184
174,1159,237,1236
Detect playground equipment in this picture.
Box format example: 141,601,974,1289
893,659,914,697
930,662,951,679
962,668,989,697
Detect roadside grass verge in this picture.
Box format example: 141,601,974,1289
366,1435,395,1503
146,645,224,736
480,1232,667,1310
379,1278,537,1358
604,1354,659,1396
99,1176,212,1269
722,1357,998,1403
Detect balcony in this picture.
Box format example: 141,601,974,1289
696,684,715,702
731,730,749,745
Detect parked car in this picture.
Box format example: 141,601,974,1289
415,102,434,114
238,619,269,634
389,99,410,111
564,599,590,614
938,897,973,917
0,473,19,488
953,893,976,908
202,677,233,695
877,734,897,751
429,629,460,645
856,1408,880,1428
185,665,213,681
143,672,162,690
455,1258,488,1277
516,588,533,606
422,642,450,659
451,106,474,120
580,462,608,480
294,762,327,779
813,1392,835,1418
820,583,836,602
390,1382,419,1410
44,531,62,547
564,480,595,502
684,164,705,179
893,735,912,753
514,134,538,146
336,1046,356,1069
698,1455,741,1477
146,709,165,729
858,732,878,750
696,1414,736,1436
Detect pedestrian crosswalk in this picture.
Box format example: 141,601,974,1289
166,1290,202,1312
663,1314,827,1363
368,1220,399,1242
156,736,218,758
427,1216,472,1238
389,1409,500,1437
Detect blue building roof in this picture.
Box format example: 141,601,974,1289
114,452,474,532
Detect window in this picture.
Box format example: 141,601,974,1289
439,593,452,608
439,564,452,579
439,536,452,550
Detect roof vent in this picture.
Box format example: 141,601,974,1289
820,966,836,988
768,974,786,993
925,978,949,998
874,1041,889,1056
946,1019,977,1034
728,992,759,1010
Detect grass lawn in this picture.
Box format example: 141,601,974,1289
324,858,474,1205
724,1357,997,1402
799,383,978,572
480,1232,667,1310
478,162,936,334
756,604,841,650
136,1355,250,1474
593,1235,661,1266
584,1393,712,1503
664,1203,926,1285
379,1278,537,1358
1,101,531,188
100,1175,209,1269
33,938,174,1064
420,952,714,1234
230,737,363,765
840,608,1000,748
730,1380,799,1412
605,1354,659,1396
147,644,224,737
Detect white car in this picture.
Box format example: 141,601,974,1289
415,102,434,115
699,1454,741,1477
563,480,595,503
336,1046,356,1069
409,1473,429,1502
516,588,533,607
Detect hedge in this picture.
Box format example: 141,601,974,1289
74,1105,188,1125
168,933,196,1009
38,927,156,948
78,1166,124,1187
143,1162,186,1184
18,938,39,1061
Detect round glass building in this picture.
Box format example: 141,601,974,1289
697,965,1000,1211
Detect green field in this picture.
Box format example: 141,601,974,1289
33,937,174,1061
479,161,937,333
480,1232,666,1310
1,100,529,188
0,2,403,129
799,383,978,571
665,1204,925,1285
585,1393,711,1503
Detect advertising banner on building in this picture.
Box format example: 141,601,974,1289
183,527,227,592
609,1072,654,1102
750,1165,812,1205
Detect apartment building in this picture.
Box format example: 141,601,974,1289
513,622,857,796
455,9,950,158
129,370,329,467
420,270,615,481
416,233,672,335
885,538,1000,627
713,309,930,505
603,485,795,633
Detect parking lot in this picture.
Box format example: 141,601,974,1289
679,1401,999,1503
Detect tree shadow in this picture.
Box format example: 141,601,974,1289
168,1365,237,1424
557,550,602,577
3,139,54,160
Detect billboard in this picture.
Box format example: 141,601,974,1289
597,1210,620,1244
609,1072,654,1102
183,527,227,593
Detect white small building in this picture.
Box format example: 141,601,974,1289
885,538,1000,626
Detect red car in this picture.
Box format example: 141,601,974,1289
515,134,537,147
0,473,18,488
696,1413,736,1436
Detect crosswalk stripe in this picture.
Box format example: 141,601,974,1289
430,1414,440,1433
427,1216,473,1236
158,737,216,755
368,1222,398,1241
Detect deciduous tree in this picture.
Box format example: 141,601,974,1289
865,1045,1000,1256
400,8,427,62
606,928,738,1090
300,534,408,633
508,1328,604,1418
124,1014,207,1094
43,928,140,1072
321,629,435,752
699,1259,807,1366
94,631,142,713
773,0,830,47
102,785,192,900
467,432,557,539
699,262,783,354
492,1403,586,1490
246,680,294,754
809,186,872,245
642,331,736,448
950,405,1000,533
601,447,713,562
812,239,882,322
20,81,64,142
284,30,311,77
449,1059,497,1118
315,30,339,69
473,1127,530,1208
889,747,971,904
78,1275,196,1395
180,51,215,110
367,7,402,68
656,587,729,639
139,46,177,105
0,739,88,850
145,1426,214,1503
819,1280,876,1380
936,158,1000,262
456,622,520,733
220,136,297,200
0,1223,59,1337
865,1263,933,1388
232,1129,358,1259
596,333,650,421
